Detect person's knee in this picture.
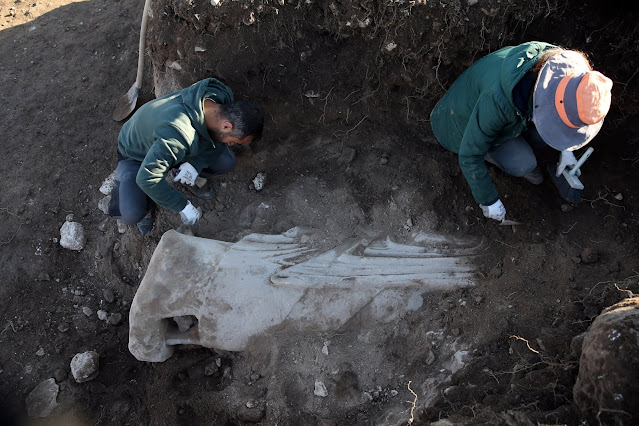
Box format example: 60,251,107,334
119,204,147,225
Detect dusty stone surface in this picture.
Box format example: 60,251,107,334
25,378,58,418
129,228,477,361
59,221,86,251
70,351,100,383
573,297,639,423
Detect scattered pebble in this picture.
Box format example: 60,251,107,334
103,289,115,303
53,368,68,383
98,196,111,214
60,221,86,251
108,313,123,326
560,203,573,212
314,380,328,397
117,220,127,234
25,378,58,417
99,173,115,195
57,322,70,333
339,147,356,164
36,348,45,356
322,342,329,356
614,193,623,201
252,172,266,191
97,310,108,321
379,157,389,165
246,400,258,409
204,361,218,376
82,307,93,317
70,351,100,383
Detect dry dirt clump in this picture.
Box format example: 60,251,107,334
573,297,639,424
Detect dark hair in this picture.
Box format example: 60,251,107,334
219,101,264,142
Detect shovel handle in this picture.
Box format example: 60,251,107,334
135,0,152,88
568,147,594,176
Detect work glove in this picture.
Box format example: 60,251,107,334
173,162,198,186
556,151,580,177
179,201,201,225
479,199,506,222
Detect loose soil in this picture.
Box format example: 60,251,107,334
1,0,639,425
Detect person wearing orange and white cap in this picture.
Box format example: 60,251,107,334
430,41,613,222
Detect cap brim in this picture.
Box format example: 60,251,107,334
532,51,603,151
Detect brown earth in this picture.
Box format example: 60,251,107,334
1,0,639,425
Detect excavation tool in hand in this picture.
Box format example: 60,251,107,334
112,0,151,121
549,147,594,204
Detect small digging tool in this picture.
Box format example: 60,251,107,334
112,0,151,121
549,147,594,203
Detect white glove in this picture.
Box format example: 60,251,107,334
480,199,506,222
173,162,198,186
556,151,580,177
179,201,201,225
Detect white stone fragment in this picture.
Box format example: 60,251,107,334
194,46,206,52
468,0,479,5
314,380,328,397
211,0,220,5
97,310,109,321
385,42,397,52
59,221,85,251
70,351,100,383
98,196,111,214
322,342,329,356
99,172,115,195
25,378,58,417
128,229,478,362
252,172,266,191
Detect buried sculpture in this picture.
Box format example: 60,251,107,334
129,228,479,362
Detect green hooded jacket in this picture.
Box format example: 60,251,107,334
117,78,233,212
430,41,557,205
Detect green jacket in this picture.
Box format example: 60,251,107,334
430,42,557,205
118,78,233,212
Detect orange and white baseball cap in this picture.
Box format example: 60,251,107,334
532,50,613,151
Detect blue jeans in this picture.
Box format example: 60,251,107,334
110,146,236,225
484,127,547,177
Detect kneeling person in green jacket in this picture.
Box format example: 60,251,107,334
111,78,264,234
430,41,612,222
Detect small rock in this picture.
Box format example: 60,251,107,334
103,289,115,303
97,310,108,321
59,221,86,251
36,272,51,281
451,327,460,336
108,313,123,326
70,351,100,383
204,361,219,377
250,373,261,381
25,378,58,417
98,196,111,214
314,380,328,397
614,193,623,201
53,368,68,383
252,172,266,191
580,248,599,264
474,295,484,304
57,322,70,333
236,403,265,423
65,214,74,222
246,400,258,409
116,220,127,234
571,256,582,264
36,348,45,357
339,147,356,164
99,173,115,195
379,157,389,165
468,0,479,5
560,203,574,212
322,343,329,356
82,307,93,317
